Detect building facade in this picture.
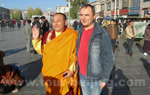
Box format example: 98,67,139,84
56,6,69,14
141,0,150,18
0,7,10,20
90,0,144,19
21,10,27,19
90,0,101,17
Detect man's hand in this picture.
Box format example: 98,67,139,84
32,25,40,40
63,70,74,79
100,82,107,90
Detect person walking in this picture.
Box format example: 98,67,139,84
32,13,79,95
24,20,32,53
17,20,21,28
125,19,136,56
143,24,150,56
76,4,114,95
106,19,119,53
40,16,49,37
73,20,78,30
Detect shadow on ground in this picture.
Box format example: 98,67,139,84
20,58,42,81
4,47,26,56
140,58,150,77
136,43,143,53
101,66,131,95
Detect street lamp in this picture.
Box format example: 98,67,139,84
114,0,117,20
47,8,51,23
65,0,74,27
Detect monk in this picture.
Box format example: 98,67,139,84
32,13,79,95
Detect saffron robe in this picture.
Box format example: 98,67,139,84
32,28,79,95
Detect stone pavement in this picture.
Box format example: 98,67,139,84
0,27,150,95
102,38,150,95
0,27,45,95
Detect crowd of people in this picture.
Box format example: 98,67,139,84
1,3,150,95
0,19,23,31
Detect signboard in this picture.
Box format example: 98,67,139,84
99,11,104,16
111,10,119,15
120,9,128,15
134,22,147,38
128,7,140,15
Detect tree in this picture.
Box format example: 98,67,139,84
15,10,22,20
10,9,17,20
33,8,43,15
70,0,89,19
10,9,15,20
26,6,34,19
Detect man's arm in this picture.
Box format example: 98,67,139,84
101,27,115,83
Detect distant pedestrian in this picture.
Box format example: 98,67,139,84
143,24,150,56
73,19,78,30
125,19,137,57
106,19,119,53
17,20,21,28
40,16,49,36
24,20,32,53
23,20,26,27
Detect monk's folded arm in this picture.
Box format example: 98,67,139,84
32,38,44,55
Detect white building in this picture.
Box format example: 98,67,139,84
90,0,101,17
56,6,69,14
141,0,150,18
21,10,27,19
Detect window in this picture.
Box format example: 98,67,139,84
116,0,119,8
122,0,129,9
132,0,140,7
101,4,104,11
114,0,119,9
107,2,111,11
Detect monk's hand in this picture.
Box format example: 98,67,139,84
63,70,74,79
100,82,107,90
32,25,40,40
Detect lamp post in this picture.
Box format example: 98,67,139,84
65,0,74,27
114,0,117,20
65,0,71,27
47,8,51,23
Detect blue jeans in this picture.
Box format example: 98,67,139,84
79,73,102,95
127,38,134,56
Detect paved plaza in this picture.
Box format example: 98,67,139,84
0,26,150,95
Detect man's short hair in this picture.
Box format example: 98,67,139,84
40,16,46,19
34,17,39,21
55,13,67,20
27,20,31,24
80,4,95,16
